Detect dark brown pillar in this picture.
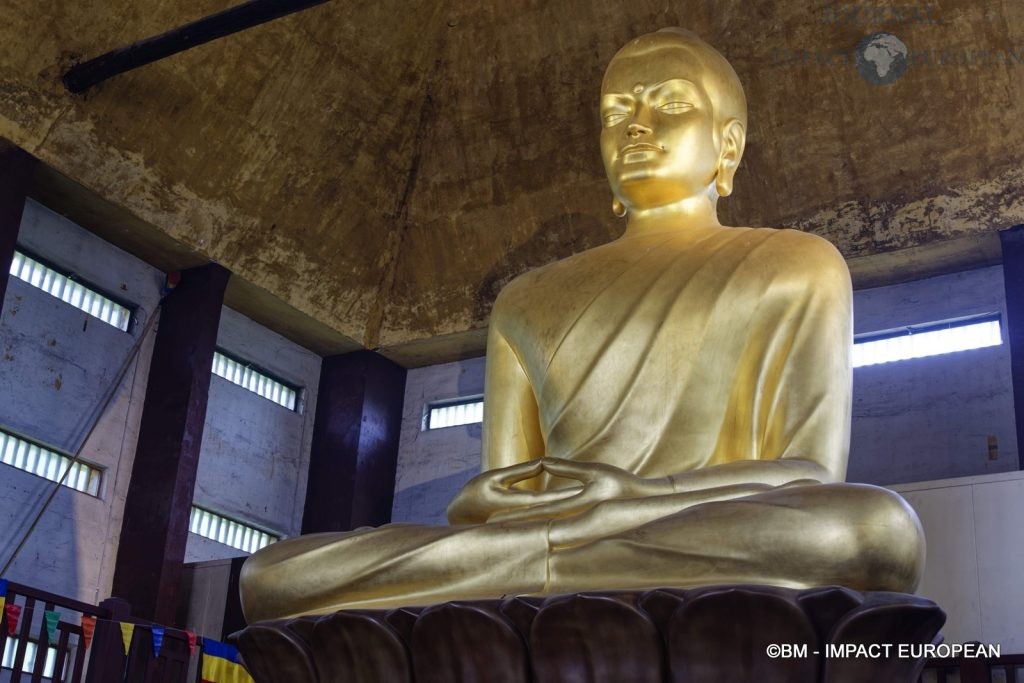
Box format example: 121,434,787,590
302,351,407,533
112,263,230,623
0,147,35,311
1001,225,1024,470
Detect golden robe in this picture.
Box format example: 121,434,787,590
240,226,924,622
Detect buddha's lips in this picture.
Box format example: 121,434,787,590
622,142,663,151
621,142,664,154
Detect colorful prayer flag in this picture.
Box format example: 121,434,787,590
4,603,21,635
80,615,96,649
120,622,136,655
186,630,197,654
162,271,182,296
201,638,254,683
152,626,165,657
0,579,8,618
43,610,60,641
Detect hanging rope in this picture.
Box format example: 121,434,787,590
1,302,163,574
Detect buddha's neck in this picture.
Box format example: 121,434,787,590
620,194,722,238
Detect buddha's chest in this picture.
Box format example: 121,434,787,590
506,241,765,390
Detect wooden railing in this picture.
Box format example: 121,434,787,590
0,581,116,682
0,581,195,683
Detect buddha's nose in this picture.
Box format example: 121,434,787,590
626,122,652,138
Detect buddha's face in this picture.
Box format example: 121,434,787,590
600,45,721,212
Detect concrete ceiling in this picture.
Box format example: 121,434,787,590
1,0,1021,365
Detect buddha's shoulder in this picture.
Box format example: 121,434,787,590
496,243,615,293
491,258,569,313
744,227,849,278
490,246,614,322
741,225,839,253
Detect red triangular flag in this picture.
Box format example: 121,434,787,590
80,615,96,649
186,630,197,654
4,603,21,635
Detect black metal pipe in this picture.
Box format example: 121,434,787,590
63,0,331,94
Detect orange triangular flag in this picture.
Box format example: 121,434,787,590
120,622,135,655
80,615,96,649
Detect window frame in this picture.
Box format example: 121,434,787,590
422,395,485,431
188,504,280,554
0,427,104,498
211,347,303,412
853,311,1003,368
8,247,136,332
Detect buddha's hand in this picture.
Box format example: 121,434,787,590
446,459,585,525
486,458,674,524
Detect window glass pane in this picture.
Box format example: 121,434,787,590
188,506,279,554
426,398,485,430
9,250,131,331
211,351,300,411
0,429,103,497
854,315,1002,368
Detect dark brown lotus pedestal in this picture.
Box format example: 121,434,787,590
234,585,945,682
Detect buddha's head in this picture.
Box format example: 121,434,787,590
600,28,747,218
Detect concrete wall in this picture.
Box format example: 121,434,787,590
185,308,322,562
0,199,162,604
849,266,1017,485
179,559,234,640
391,357,485,525
0,199,322,607
891,471,1024,652
393,266,1018,522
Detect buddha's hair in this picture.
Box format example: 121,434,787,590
604,28,748,131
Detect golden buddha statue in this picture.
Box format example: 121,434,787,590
240,28,924,622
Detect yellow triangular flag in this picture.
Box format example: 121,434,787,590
0,596,5,612
120,622,135,655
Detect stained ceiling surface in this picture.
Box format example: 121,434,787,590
1,0,1021,364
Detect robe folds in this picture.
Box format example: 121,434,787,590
485,226,852,479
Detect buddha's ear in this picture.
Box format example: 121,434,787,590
714,119,746,197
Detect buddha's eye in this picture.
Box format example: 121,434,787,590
657,101,693,114
602,111,630,127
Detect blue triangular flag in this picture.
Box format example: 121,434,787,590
0,579,7,598
151,626,165,657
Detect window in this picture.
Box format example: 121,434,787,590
211,350,298,411
424,397,484,430
188,506,278,554
0,429,102,496
1,638,57,677
853,313,1002,368
9,250,132,332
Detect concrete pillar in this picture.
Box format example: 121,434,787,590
112,263,230,623
0,148,35,312
1000,225,1024,471
302,351,407,533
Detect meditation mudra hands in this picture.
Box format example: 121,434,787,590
446,457,673,525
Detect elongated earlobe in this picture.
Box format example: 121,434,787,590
612,198,627,218
715,172,732,198
715,119,746,198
